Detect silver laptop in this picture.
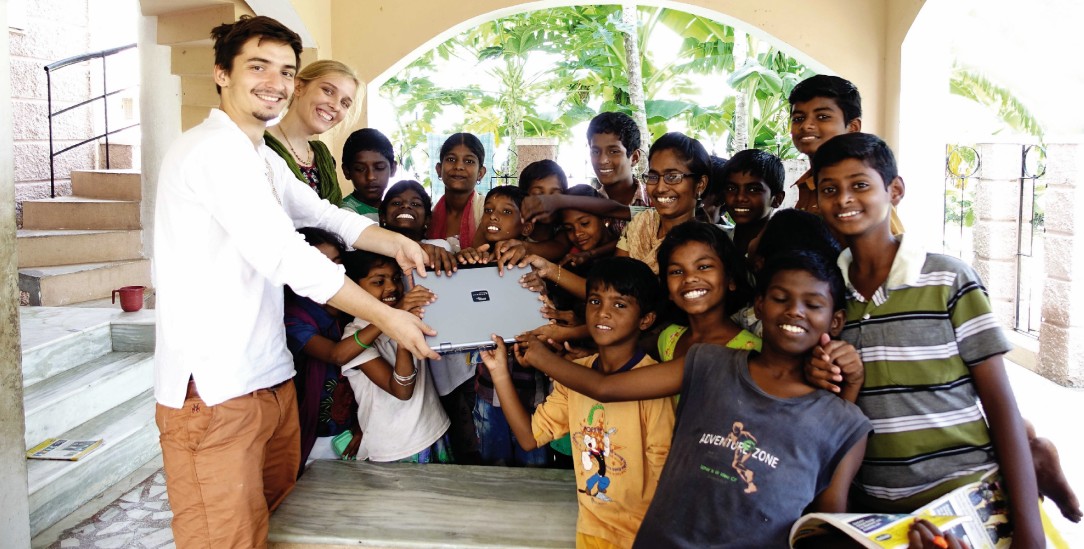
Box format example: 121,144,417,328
404,265,547,354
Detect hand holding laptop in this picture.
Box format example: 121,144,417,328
396,284,435,320
456,240,530,276
403,265,547,355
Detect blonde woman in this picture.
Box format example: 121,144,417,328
266,59,360,205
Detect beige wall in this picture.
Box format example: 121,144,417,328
290,0,332,58
883,0,927,149
9,0,95,226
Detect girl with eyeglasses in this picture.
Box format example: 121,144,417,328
616,132,710,274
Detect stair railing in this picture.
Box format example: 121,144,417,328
44,43,139,198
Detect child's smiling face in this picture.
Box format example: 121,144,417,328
436,144,485,194
381,188,429,236
665,240,729,317
561,209,608,252
358,262,403,306
482,195,525,243
816,158,903,238
585,285,652,347
790,97,859,157
589,132,638,189
723,171,781,226
645,149,706,220
755,269,843,356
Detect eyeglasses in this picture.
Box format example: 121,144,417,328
641,172,697,185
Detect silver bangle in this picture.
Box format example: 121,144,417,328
393,363,419,386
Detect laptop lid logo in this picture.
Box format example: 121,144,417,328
471,290,490,302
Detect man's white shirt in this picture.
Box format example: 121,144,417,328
154,109,373,408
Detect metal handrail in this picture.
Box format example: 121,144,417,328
44,43,139,197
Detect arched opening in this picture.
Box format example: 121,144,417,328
360,2,838,192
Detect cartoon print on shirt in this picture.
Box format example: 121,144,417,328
726,421,758,494
574,403,627,503
580,432,614,502
697,420,781,494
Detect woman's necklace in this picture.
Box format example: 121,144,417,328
276,124,312,166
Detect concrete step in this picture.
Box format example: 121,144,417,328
156,3,247,46
21,196,140,230
19,259,151,306
19,307,116,388
27,390,161,538
110,310,156,353
23,351,154,450
71,170,141,201
16,229,142,268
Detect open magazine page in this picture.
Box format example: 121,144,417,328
26,438,104,461
790,474,1011,549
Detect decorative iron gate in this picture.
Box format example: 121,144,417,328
943,145,980,260
1015,145,1046,335
943,144,1046,336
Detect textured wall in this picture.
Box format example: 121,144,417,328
1,0,34,543
9,0,94,226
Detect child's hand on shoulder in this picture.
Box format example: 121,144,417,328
806,333,865,394
457,246,492,265
479,335,510,379
397,285,435,319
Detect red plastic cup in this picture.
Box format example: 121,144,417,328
112,285,145,312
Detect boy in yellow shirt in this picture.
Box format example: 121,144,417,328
481,257,674,548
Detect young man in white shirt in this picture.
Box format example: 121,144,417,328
153,15,439,548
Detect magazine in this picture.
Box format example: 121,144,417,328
26,438,104,461
790,473,1011,548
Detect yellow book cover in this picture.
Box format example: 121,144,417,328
26,438,104,461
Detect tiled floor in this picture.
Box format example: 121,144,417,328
34,362,1084,548
44,468,173,549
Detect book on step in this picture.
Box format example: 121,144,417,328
26,438,104,461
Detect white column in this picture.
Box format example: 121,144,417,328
137,12,181,262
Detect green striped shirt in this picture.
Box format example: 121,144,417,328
838,235,1010,512
341,193,380,222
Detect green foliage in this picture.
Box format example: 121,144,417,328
379,5,816,177
944,192,976,228
950,64,1044,138
944,145,979,228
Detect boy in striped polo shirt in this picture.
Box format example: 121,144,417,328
810,133,1046,546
